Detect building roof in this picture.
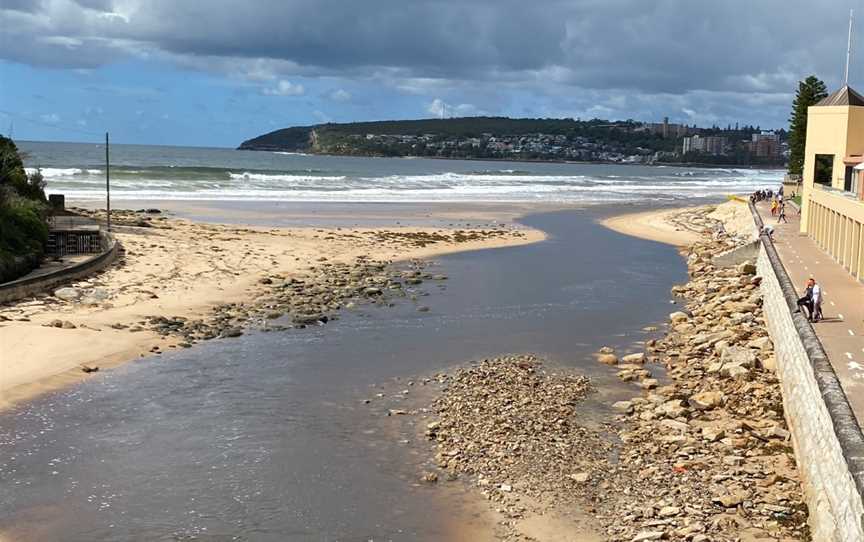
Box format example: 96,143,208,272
815,85,864,106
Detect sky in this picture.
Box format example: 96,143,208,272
0,0,862,147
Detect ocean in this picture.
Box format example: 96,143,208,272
19,140,782,204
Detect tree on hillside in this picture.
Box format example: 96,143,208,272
788,76,828,176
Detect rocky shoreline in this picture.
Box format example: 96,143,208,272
398,206,810,541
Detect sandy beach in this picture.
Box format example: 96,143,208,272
0,206,544,411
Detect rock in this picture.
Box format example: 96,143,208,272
621,352,646,364
61,320,77,329
79,288,110,305
720,346,756,368
714,490,747,508
639,378,659,390
613,400,634,414
688,391,725,410
597,353,619,365
722,364,751,379
669,311,689,323
569,472,590,483
747,336,773,351
762,355,778,372
364,287,383,296
658,506,680,517
499,483,513,492
632,532,664,542
54,287,81,301
702,425,725,442
80,365,99,373
222,327,243,338
659,419,690,432
737,261,757,275
598,346,615,354
766,425,791,440
421,472,438,483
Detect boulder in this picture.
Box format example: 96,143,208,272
688,391,725,410
720,346,756,368
747,336,773,351
737,261,757,275
621,352,646,364
613,400,634,414
54,287,81,301
669,311,689,323
597,353,619,365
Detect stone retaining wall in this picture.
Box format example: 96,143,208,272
749,202,864,540
0,231,119,305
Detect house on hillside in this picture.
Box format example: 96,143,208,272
799,85,864,281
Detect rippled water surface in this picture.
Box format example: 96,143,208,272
0,208,688,541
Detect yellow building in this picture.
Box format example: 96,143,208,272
800,85,864,281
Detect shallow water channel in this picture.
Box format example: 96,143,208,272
0,207,688,541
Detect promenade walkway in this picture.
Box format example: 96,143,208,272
756,202,864,424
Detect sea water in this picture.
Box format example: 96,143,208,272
19,140,782,203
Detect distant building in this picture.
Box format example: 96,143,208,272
748,131,781,158
682,135,727,156
646,117,692,138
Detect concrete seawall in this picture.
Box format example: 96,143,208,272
0,232,119,305
747,202,864,540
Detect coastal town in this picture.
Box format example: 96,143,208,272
344,120,786,165
242,117,788,166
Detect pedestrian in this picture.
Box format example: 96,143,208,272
812,280,824,322
771,199,778,216
761,224,775,239
777,202,788,223
797,278,815,321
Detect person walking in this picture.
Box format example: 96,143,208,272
811,280,824,322
797,278,815,321
777,202,788,223
771,199,778,216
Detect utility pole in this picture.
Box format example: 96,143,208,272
845,9,855,86
105,132,111,232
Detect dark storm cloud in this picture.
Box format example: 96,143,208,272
0,0,856,97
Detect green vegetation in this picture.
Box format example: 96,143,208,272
239,117,681,159
0,136,49,283
240,117,785,165
793,194,802,205
788,76,828,176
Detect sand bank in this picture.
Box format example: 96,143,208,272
0,209,544,411
600,206,705,247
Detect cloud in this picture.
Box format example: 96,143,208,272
262,80,305,96
426,98,480,118
2,0,851,94
327,89,351,102
1,0,856,132
40,113,61,124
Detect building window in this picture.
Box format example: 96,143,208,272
815,154,834,186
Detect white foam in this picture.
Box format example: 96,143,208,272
44,165,783,204
25,167,85,177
